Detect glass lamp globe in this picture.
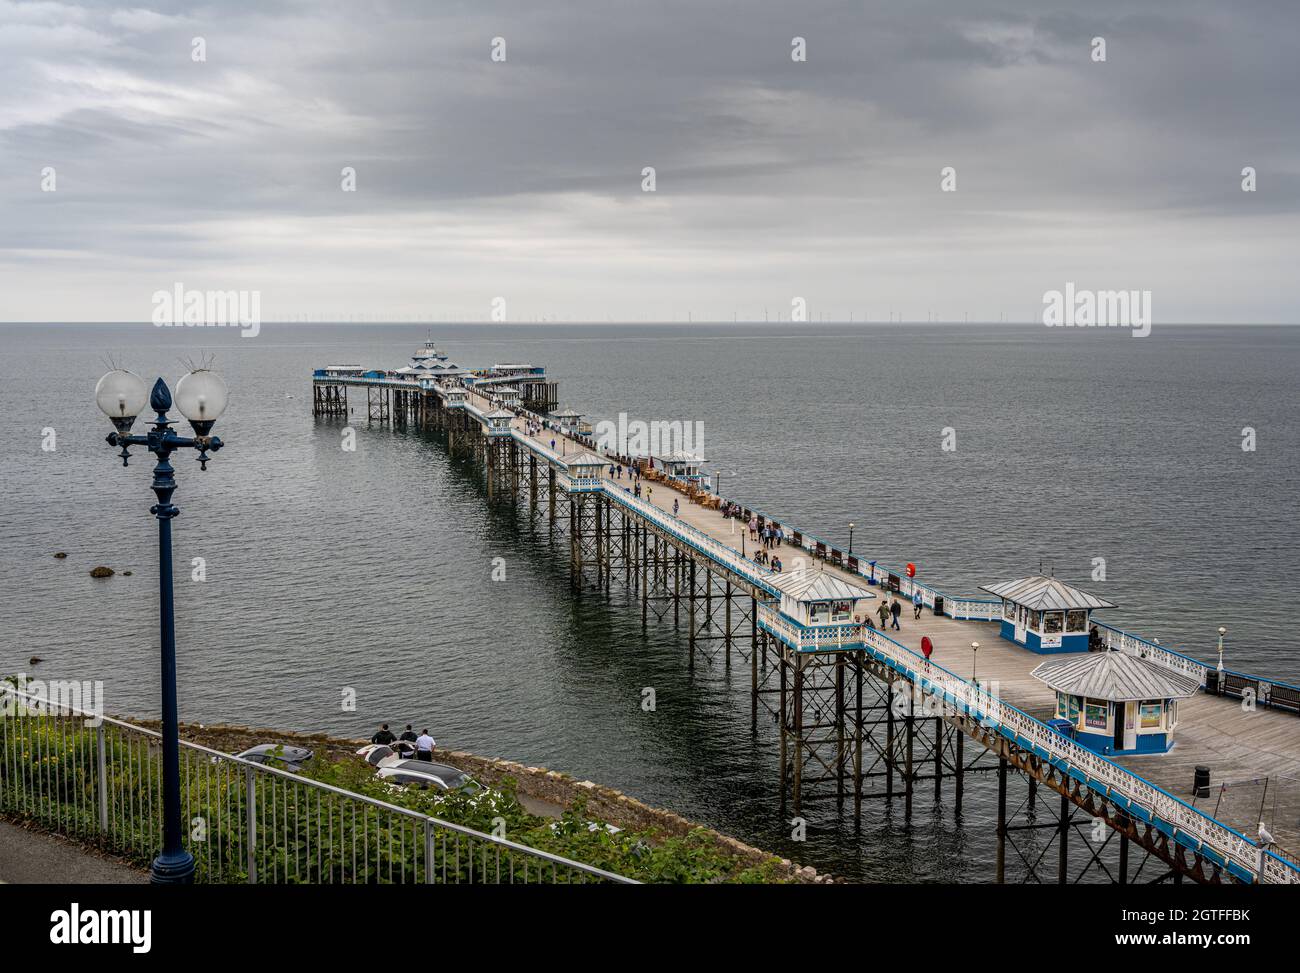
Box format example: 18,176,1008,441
95,369,149,431
175,369,229,435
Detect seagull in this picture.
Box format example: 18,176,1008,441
1258,821,1275,847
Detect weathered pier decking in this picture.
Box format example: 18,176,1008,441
312,352,1300,886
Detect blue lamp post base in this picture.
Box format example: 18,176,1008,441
151,849,196,885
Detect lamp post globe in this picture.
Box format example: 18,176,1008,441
1217,626,1227,672
95,369,149,432
175,369,229,435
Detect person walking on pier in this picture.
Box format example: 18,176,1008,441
913,590,923,620
748,516,758,542
890,597,902,631
673,498,679,517
876,599,890,628
371,723,396,745
415,729,436,761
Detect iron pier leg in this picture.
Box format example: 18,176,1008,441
904,690,914,821
954,730,964,817
1058,791,1070,885
688,559,697,667
996,755,1008,884
934,717,943,803
793,652,804,817
886,681,896,801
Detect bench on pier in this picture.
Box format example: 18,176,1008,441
1218,672,1300,713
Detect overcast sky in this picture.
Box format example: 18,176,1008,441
2,0,1298,323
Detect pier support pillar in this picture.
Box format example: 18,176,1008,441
996,755,1008,884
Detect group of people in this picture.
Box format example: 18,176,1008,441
869,590,925,631
753,548,784,572
370,723,437,762
746,519,781,547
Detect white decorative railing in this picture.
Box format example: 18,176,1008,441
1094,622,1210,687
855,626,1298,885
941,598,1003,620
757,605,864,651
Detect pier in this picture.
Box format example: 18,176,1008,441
312,344,1300,886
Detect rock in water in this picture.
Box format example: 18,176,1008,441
89,566,115,578
53,552,67,559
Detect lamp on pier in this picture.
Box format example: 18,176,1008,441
971,641,980,686
1217,626,1227,673
95,367,228,884
848,522,855,557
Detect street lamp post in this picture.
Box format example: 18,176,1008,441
971,641,980,687
848,522,855,557
1216,625,1227,680
96,368,228,885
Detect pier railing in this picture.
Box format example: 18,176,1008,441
0,687,634,885
854,627,1299,885
605,487,782,597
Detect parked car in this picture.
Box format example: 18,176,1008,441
375,760,481,794
355,742,415,767
235,744,314,772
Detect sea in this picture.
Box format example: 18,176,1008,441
1,321,1296,881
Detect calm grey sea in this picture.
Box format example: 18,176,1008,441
1,322,1296,881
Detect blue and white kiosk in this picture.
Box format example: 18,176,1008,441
980,575,1114,654
651,451,712,491
484,409,514,436
758,571,877,652
1031,651,1199,755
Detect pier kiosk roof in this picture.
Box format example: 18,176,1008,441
1033,651,1198,756
980,576,1115,611
1032,652,1199,702
981,575,1114,654
775,571,875,603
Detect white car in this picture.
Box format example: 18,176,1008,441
355,742,415,767
375,760,481,794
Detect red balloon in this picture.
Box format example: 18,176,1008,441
921,636,933,659
906,563,917,578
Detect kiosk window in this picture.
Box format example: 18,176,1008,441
1083,701,1108,730
1043,612,1064,634
1066,610,1087,632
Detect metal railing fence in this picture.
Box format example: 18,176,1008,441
0,687,635,885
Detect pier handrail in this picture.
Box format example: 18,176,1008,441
603,487,782,598
850,628,1298,885
0,685,637,885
